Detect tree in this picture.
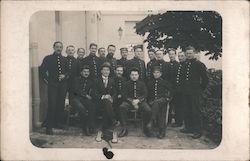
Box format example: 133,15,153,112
135,11,222,60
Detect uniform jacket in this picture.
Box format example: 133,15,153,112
126,57,146,80
40,53,69,86
82,54,102,79
146,58,157,80
154,59,169,80
168,60,179,84
173,61,187,93
114,76,126,100
123,80,148,102
66,56,80,90
106,54,117,78
73,76,94,99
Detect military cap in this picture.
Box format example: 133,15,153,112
120,47,128,51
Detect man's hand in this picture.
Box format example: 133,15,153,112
86,94,92,100
58,74,65,81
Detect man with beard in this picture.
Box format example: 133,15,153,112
83,43,102,79
98,47,107,65
106,44,117,77
40,41,68,135
71,65,96,136
146,49,157,80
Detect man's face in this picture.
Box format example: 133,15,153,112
130,71,139,81
81,69,90,78
66,47,75,57
178,52,186,62
121,50,128,59
101,67,110,77
107,46,116,56
90,45,97,56
115,67,124,77
53,43,63,54
98,48,106,58
134,48,142,59
185,49,195,59
148,52,155,60
77,49,85,59
155,50,164,60
153,70,162,79
168,50,176,61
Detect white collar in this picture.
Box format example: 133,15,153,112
102,75,109,80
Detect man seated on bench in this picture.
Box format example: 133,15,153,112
147,66,172,139
71,65,96,136
119,68,152,137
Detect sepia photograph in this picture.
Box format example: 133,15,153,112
29,10,222,149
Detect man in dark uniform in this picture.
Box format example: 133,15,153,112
40,41,68,135
147,66,171,139
71,65,96,136
106,44,117,77
98,47,107,65
180,46,208,139
166,48,180,126
146,49,157,80
113,65,126,122
83,43,102,79
94,63,119,143
76,48,86,70
65,45,80,105
117,47,128,78
154,49,169,80
126,46,146,80
119,68,152,137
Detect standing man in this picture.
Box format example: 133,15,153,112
154,49,169,80
146,49,157,80
126,45,146,80
147,66,171,139
71,65,96,136
106,44,117,77
181,46,208,139
76,48,86,71
40,41,68,135
119,68,152,137
83,43,102,79
98,47,107,65
113,65,126,122
65,45,80,105
117,47,129,78
94,63,119,143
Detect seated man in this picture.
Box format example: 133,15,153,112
71,65,96,136
94,62,119,143
147,66,172,139
119,68,152,137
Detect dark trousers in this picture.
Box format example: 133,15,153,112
149,98,168,129
98,99,116,131
113,98,123,122
71,97,96,129
47,82,67,128
183,94,202,134
119,101,152,128
171,92,184,125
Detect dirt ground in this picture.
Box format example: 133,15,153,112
30,123,218,149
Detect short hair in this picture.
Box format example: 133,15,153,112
185,46,196,51
152,66,162,72
53,41,63,47
167,48,176,54
77,48,85,53
81,65,90,71
89,43,97,49
120,47,128,52
98,47,105,53
155,49,165,54
101,62,111,70
66,45,75,50
130,67,140,74
148,49,155,53
116,65,124,69
133,45,143,51
108,44,116,49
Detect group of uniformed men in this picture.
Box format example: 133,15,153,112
40,41,208,143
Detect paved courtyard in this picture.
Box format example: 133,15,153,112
30,124,218,149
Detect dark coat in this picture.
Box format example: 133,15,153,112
123,80,148,102
73,76,94,99
93,77,117,100
126,57,146,80
66,56,80,91
82,54,102,79
154,59,169,80
146,58,157,80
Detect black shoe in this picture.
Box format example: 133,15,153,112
157,128,166,139
46,128,53,135
143,128,152,137
83,127,91,136
118,128,128,137
180,128,192,134
191,133,202,139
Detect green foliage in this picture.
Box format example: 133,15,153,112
135,11,222,60
201,70,222,143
